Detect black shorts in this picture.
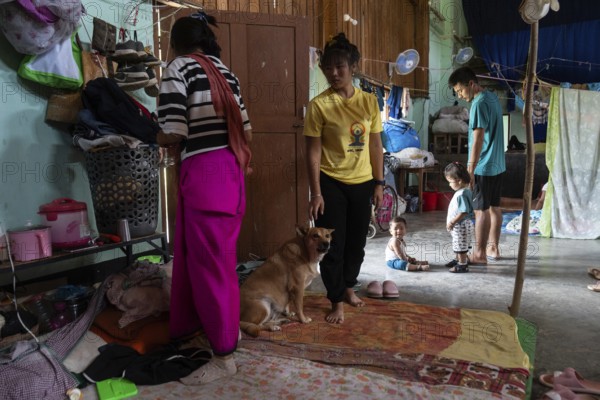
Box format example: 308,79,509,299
473,173,504,210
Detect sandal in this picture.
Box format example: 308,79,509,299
587,281,600,292
366,281,383,298
445,259,458,268
449,264,469,273
382,280,399,298
539,368,600,395
587,268,600,280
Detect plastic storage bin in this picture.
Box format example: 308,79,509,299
421,191,438,212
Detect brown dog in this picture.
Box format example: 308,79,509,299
239,225,334,337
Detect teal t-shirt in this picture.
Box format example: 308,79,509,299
469,90,506,176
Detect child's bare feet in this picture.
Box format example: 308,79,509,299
407,263,429,271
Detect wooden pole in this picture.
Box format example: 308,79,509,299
509,21,538,317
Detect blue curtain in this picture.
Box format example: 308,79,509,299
463,0,600,84
474,31,530,81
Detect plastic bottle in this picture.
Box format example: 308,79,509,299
27,295,53,334
49,301,72,330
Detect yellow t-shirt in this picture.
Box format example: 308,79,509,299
303,87,383,184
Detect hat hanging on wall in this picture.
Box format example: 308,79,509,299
454,47,474,65
393,49,420,75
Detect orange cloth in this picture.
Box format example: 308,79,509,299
187,53,252,173
92,306,170,354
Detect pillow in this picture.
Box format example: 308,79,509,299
93,305,168,341
432,119,468,134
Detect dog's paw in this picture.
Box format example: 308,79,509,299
299,317,312,324
284,311,296,318
268,325,282,332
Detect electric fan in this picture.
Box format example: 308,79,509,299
394,49,420,75
454,47,474,65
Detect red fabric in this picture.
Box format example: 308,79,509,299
186,53,252,173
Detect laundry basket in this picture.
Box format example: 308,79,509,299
85,146,159,238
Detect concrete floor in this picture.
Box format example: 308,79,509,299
307,210,600,399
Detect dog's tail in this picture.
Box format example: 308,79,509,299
239,321,261,337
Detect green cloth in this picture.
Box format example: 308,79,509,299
516,317,538,400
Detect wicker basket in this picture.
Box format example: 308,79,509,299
85,146,159,238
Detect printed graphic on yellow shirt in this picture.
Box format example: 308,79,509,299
348,121,366,152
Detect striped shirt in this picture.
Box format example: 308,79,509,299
157,55,251,161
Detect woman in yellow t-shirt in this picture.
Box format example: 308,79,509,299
304,33,384,324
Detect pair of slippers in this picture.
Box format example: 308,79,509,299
366,280,399,298
539,367,600,399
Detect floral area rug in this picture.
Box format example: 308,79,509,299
81,348,517,400
238,294,529,399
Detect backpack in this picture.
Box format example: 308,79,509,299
82,78,159,144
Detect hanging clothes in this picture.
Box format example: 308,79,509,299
401,88,412,121
532,88,550,125
375,86,385,112
540,87,600,239
359,79,385,111
387,86,403,119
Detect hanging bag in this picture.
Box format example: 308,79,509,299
45,50,108,124
18,33,83,90
0,0,82,55
92,17,117,55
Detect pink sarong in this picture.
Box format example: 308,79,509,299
169,147,245,355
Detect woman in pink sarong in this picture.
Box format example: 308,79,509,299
157,12,252,385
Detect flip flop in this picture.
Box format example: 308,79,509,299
366,281,383,298
587,281,600,292
542,384,599,400
587,268,600,280
382,280,399,298
539,368,600,395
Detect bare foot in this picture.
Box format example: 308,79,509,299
325,302,344,324
344,288,365,307
469,252,488,265
487,244,501,260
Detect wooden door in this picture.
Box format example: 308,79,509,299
157,10,310,260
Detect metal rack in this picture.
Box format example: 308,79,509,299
0,232,169,287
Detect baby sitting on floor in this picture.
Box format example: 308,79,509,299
385,216,429,271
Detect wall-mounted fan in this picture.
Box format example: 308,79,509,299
453,47,474,65
519,0,560,24
394,49,420,75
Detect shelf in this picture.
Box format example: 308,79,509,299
0,232,169,287
432,132,468,154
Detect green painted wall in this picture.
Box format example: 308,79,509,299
0,1,157,265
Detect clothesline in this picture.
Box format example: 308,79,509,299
479,72,556,87
355,73,432,96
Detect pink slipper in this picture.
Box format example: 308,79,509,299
382,280,399,298
366,281,383,298
539,368,600,395
542,383,599,400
